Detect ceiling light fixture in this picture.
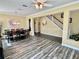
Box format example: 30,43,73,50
35,2,43,9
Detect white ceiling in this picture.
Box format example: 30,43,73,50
0,0,79,16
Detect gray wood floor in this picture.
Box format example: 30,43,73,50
4,36,79,59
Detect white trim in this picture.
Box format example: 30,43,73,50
49,1,79,11
41,33,62,38
27,1,79,18
62,44,79,51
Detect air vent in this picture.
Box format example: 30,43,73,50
22,4,28,7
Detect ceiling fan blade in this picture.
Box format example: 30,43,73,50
32,0,37,3
37,0,47,2
44,3,53,7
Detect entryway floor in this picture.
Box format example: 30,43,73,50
4,36,79,59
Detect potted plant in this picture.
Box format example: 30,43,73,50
70,34,79,41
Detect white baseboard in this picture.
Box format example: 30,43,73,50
62,44,79,51
41,33,62,38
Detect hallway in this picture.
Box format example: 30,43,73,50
4,36,79,59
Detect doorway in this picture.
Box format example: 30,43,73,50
34,18,41,35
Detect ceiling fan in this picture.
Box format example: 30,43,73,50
32,0,53,9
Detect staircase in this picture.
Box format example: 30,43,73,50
47,15,63,30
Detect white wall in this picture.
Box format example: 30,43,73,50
0,14,28,35
40,16,62,37
71,10,79,34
